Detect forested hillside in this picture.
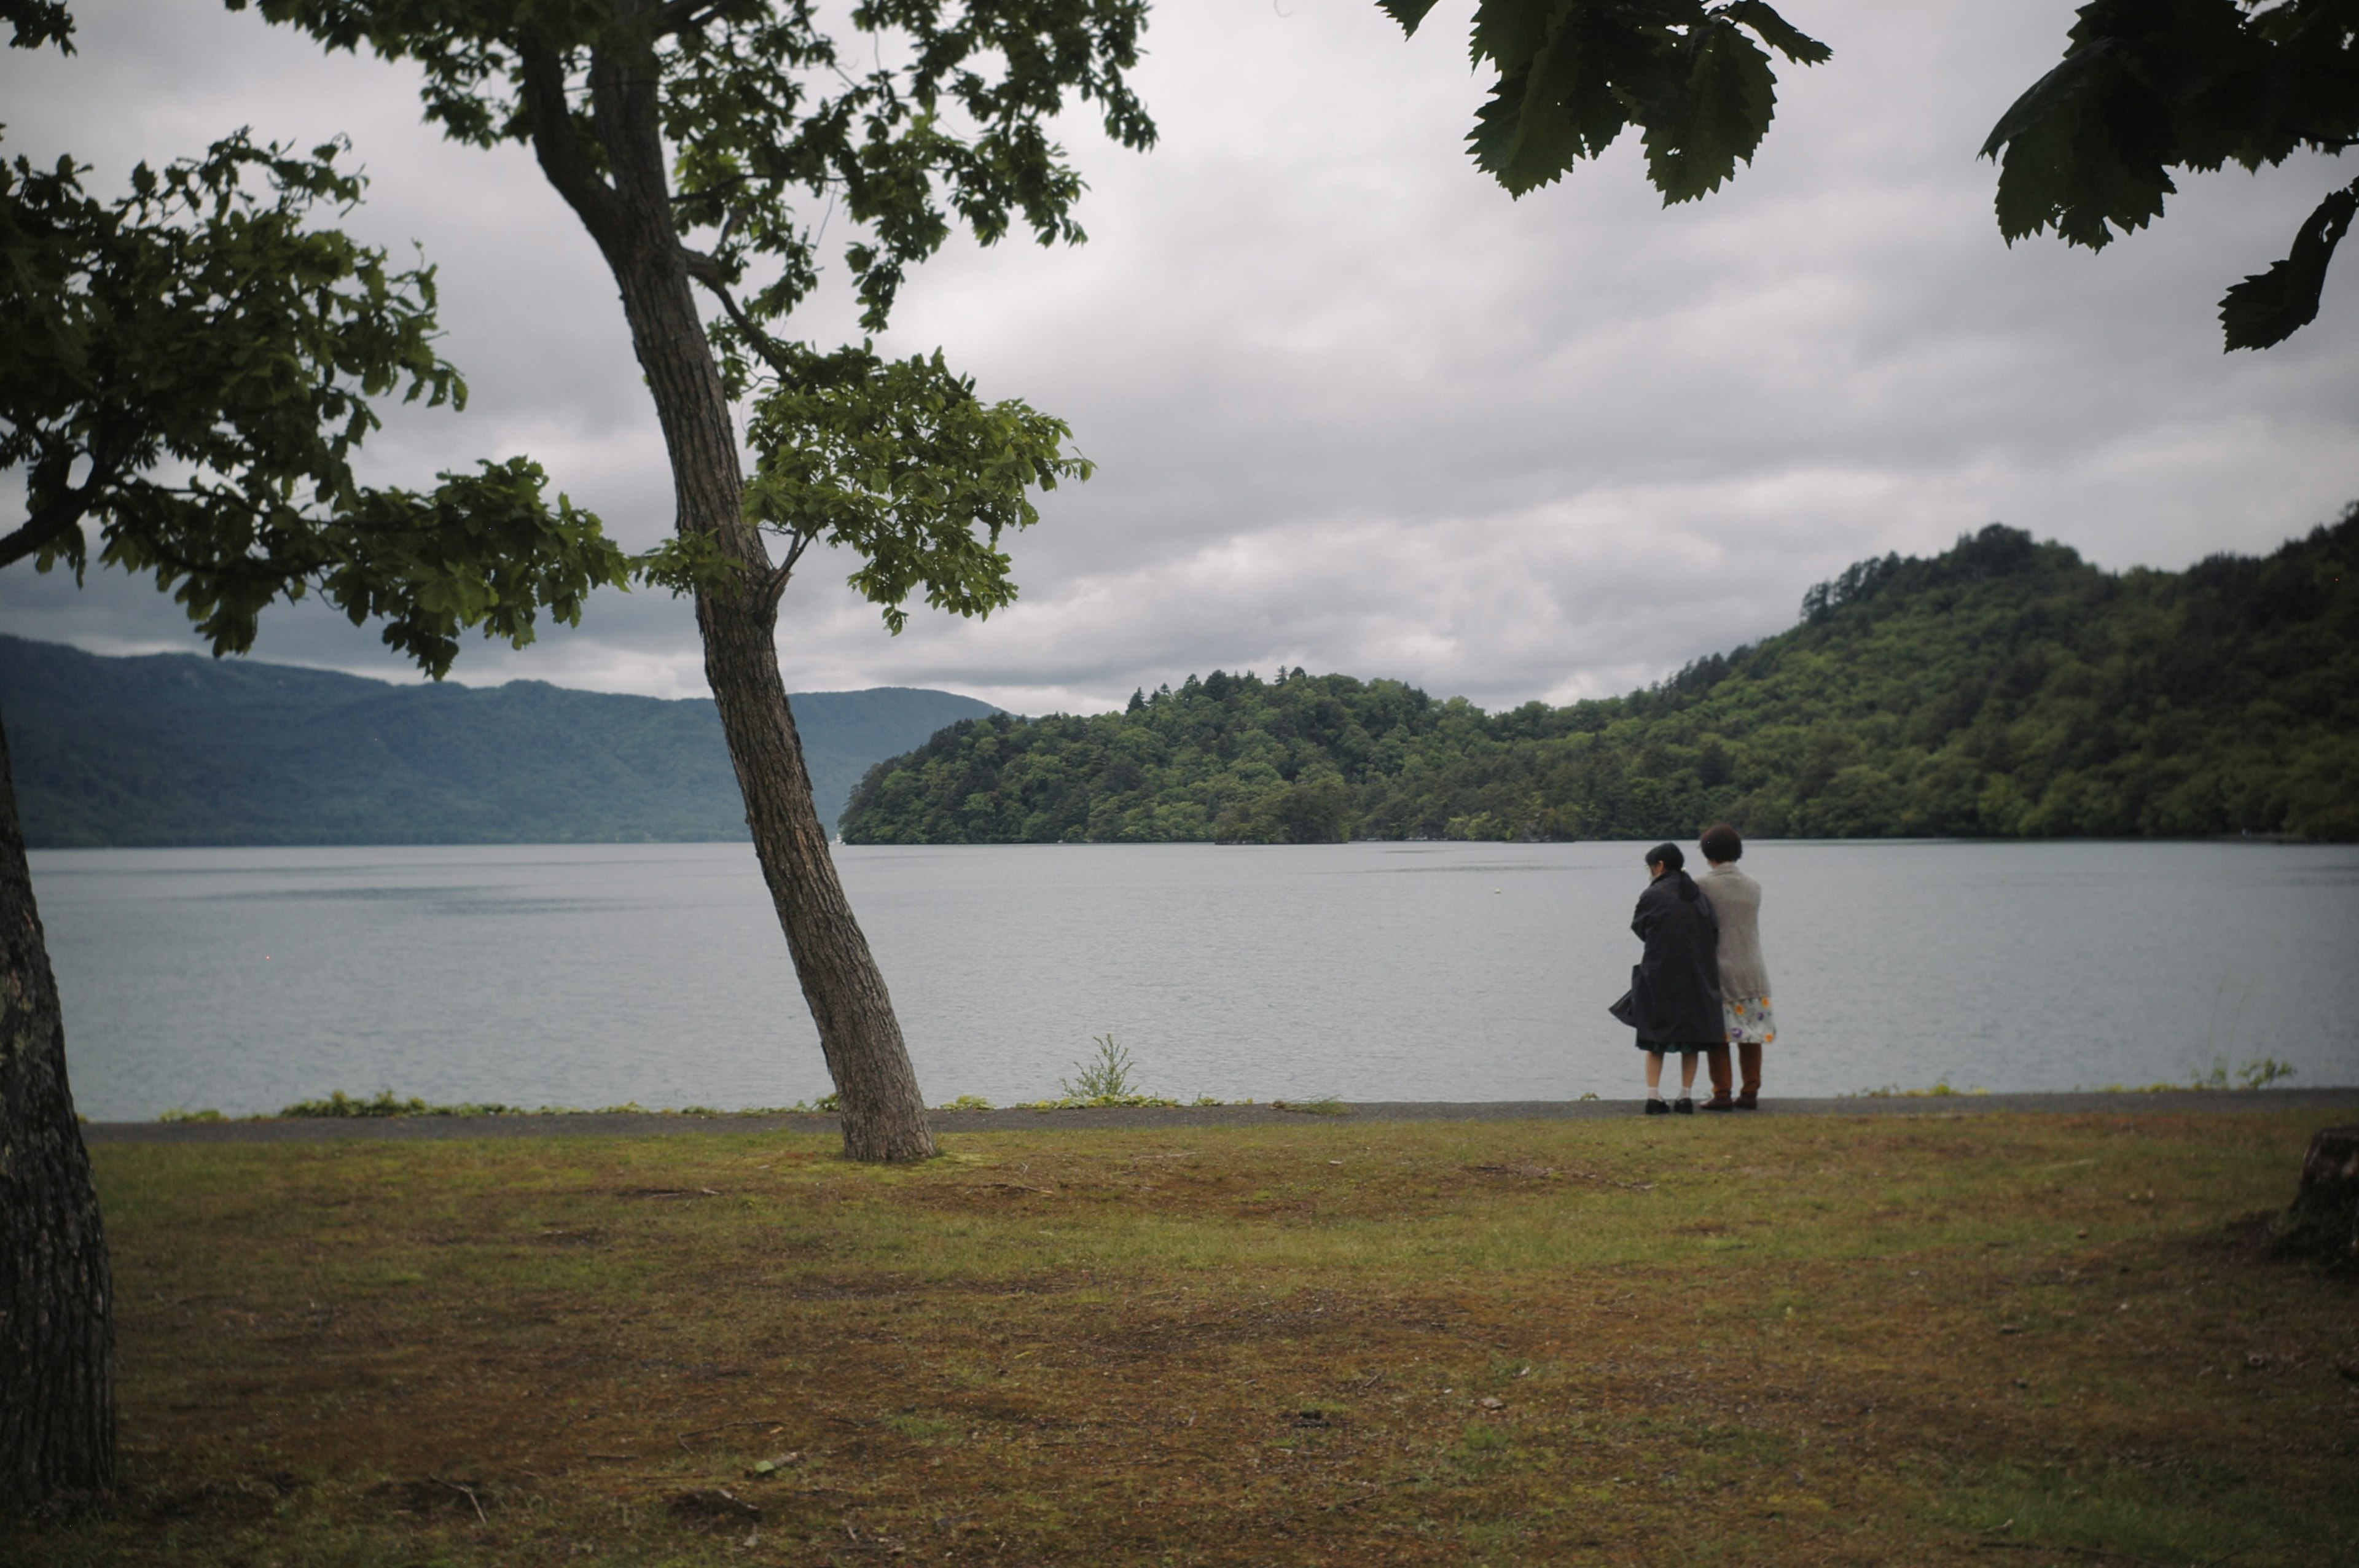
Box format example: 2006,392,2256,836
0,637,996,845
842,513,2358,844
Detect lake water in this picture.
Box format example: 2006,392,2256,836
29,840,2359,1121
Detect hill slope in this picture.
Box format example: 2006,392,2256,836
841,513,2359,844
0,637,996,846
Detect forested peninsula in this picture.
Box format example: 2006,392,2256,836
842,514,2358,844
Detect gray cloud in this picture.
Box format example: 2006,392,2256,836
4,0,2354,716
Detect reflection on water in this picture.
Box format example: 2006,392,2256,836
31,839,2359,1119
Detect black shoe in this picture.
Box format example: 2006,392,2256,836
1644,1098,1670,1116
1673,1097,1695,1115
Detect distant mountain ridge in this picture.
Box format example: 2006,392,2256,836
0,636,998,846
842,515,2358,844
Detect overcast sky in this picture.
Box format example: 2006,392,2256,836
4,1,2355,714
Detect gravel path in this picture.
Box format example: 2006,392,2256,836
82,1087,2359,1144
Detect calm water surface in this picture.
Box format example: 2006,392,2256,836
30,840,2359,1120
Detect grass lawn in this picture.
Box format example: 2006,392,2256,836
17,1107,2359,1566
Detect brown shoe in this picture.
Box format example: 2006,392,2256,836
1701,1091,1735,1112
1734,1089,1759,1110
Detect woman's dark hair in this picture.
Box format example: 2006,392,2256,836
1700,822,1743,863
1645,841,1684,873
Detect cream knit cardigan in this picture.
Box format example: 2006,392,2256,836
1699,864,1770,1001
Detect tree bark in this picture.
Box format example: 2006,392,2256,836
2277,1124,2359,1264
521,15,935,1160
0,712,115,1509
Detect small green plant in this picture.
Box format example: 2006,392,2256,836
280,1089,429,1118
1063,1035,1138,1101
1848,1080,1988,1099
937,1094,994,1112
1191,1094,1224,1107
2236,1057,2297,1090
1010,1036,1183,1109
277,1090,523,1118
2189,1055,2298,1091
2104,1057,2302,1094
1272,1096,1351,1117
156,1106,225,1123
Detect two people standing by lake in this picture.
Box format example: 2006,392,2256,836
1608,824,1774,1113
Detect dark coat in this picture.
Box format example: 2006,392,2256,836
1608,870,1725,1046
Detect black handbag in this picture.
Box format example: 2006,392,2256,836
1607,965,1641,1028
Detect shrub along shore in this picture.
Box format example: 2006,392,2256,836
26,1107,2356,1567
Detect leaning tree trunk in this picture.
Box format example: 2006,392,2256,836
520,25,934,1160
0,714,115,1508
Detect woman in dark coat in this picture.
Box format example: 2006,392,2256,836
1608,842,1724,1114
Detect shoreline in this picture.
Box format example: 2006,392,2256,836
83,1085,2359,1142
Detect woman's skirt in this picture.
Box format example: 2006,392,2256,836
1723,994,1776,1047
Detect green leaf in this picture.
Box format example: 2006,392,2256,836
1471,65,1581,197
2219,179,2358,351
1377,0,1441,37
1640,20,1776,205
1717,0,1828,66
634,531,753,599
1982,42,2178,250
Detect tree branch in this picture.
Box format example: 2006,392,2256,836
671,171,756,204
646,0,733,38
0,493,88,572
689,265,803,381
746,530,815,612
0,427,126,572
518,36,624,243
780,529,813,576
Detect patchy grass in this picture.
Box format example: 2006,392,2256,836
19,1108,2359,1566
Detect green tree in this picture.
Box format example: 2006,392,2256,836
840,513,2359,846
0,5,634,1507
237,0,1156,1161
1383,0,2358,349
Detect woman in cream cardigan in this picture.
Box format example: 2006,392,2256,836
1697,822,1774,1110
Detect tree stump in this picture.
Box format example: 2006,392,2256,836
2276,1125,2359,1263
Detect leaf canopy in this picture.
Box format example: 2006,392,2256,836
1979,0,2359,350
741,345,1087,631
237,0,1152,628
1392,1,2357,349
0,122,630,676
239,0,1152,361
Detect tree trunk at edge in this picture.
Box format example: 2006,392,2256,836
541,25,934,1160
0,713,115,1508
2277,1124,2359,1263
